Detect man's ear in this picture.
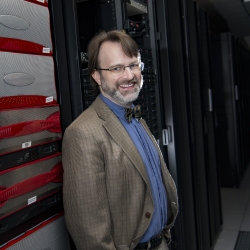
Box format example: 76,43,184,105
92,70,101,86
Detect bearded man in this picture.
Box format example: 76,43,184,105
62,30,178,250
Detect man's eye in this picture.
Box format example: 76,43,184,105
130,63,138,69
111,66,123,71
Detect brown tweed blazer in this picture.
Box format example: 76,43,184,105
62,96,178,250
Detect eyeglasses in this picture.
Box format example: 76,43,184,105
96,62,144,75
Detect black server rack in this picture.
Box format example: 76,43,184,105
179,0,211,249
195,5,222,248
234,40,250,172
233,39,247,179
210,32,241,187
241,45,250,166
153,0,198,249
153,0,223,249
243,46,250,166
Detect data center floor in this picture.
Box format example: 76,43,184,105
213,164,250,250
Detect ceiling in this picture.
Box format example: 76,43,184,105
194,0,250,49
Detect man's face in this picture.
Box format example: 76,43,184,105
92,41,143,107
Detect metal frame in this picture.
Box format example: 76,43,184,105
49,0,74,132
60,0,84,120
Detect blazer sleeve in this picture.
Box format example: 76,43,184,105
62,124,116,250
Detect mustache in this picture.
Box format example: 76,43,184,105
118,78,138,85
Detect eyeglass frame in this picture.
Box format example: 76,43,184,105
95,62,144,75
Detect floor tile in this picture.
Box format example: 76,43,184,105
213,165,250,249
221,188,250,230
213,230,238,250
240,197,250,231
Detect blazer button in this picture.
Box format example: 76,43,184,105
145,212,151,218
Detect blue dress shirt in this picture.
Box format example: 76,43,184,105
99,94,168,243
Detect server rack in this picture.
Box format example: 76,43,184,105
234,40,250,172
179,0,211,249
153,0,198,249
153,0,223,249
195,5,222,247
243,46,250,166
241,44,250,166
0,0,72,247
210,32,241,187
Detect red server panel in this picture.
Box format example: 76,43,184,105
0,153,63,221
0,0,52,52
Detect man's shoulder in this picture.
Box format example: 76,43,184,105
67,104,99,130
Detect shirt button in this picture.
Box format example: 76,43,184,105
145,212,151,218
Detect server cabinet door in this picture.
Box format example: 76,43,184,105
154,0,198,249
210,33,241,187
179,0,211,249
196,5,222,247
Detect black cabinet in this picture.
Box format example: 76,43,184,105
154,0,222,249
210,32,241,187
196,5,222,247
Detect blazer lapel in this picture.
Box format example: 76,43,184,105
92,97,150,186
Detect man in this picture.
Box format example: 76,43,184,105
62,30,178,250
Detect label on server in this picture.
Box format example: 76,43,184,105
22,141,32,149
46,96,54,103
28,196,37,205
43,47,50,53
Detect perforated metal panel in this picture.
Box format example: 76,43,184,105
0,191,63,238
0,52,57,100
0,105,61,156
0,141,60,172
0,0,52,51
0,153,62,220
235,231,250,250
5,214,70,250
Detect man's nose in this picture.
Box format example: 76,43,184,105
123,66,135,78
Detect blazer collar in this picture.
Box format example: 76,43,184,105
92,96,150,186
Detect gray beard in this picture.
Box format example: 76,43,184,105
100,76,142,106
